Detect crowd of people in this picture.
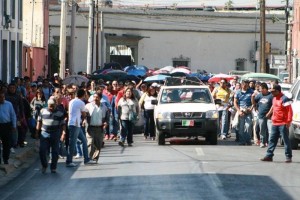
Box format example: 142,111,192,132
0,72,294,174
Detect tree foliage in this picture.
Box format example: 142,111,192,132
224,0,234,10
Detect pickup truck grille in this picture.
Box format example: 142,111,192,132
173,112,203,119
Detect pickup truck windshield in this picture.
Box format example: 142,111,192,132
160,88,212,104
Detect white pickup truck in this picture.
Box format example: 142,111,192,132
152,85,220,145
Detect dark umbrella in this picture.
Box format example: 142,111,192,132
106,70,127,79
170,72,187,77
118,75,142,83
90,74,114,81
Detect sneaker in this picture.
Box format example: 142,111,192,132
118,141,124,147
10,148,15,154
85,160,97,165
285,158,292,163
260,143,266,148
66,162,77,167
226,134,231,138
74,154,82,159
260,156,273,162
109,134,115,140
221,135,226,140
104,135,109,140
128,143,133,147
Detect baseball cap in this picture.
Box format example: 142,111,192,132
30,82,37,87
270,84,281,92
151,82,158,87
54,73,58,77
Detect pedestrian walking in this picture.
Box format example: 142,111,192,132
85,92,108,163
251,83,273,148
117,88,139,147
139,86,157,140
212,79,231,140
0,91,17,164
66,89,96,167
234,80,254,145
36,98,66,173
260,85,293,163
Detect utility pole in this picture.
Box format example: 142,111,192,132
59,0,67,78
100,11,105,69
95,0,99,69
285,0,292,82
87,0,94,74
260,0,266,73
69,0,76,75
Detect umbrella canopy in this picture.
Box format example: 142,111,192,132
152,69,170,75
171,68,191,74
90,74,113,81
127,69,147,77
118,75,142,83
170,72,188,77
106,70,127,79
144,74,170,82
63,75,89,86
241,73,280,82
160,66,175,72
208,74,234,83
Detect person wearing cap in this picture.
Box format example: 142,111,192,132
36,98,66,173
261,84,293,163
252,82,273,148
0,91,17,164
234,80,254,145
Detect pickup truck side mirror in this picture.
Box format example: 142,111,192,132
151,99,158,105
214,99,222,105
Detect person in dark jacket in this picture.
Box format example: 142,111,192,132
260,84,293,163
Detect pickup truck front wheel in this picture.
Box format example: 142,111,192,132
156,129,165,145
289,125,299,150
206,131,218,145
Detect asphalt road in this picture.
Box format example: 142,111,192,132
0,135,299,200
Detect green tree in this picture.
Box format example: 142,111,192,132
48,43,60,75
224,0,234,10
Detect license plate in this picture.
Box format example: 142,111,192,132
182,120,194,127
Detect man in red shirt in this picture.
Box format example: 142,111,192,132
260,84,293,163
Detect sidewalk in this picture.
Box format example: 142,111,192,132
0,138,39,187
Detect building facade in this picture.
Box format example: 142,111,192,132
48,5,286,74
22,0,49,81
292,0,300,81
0,0,23,83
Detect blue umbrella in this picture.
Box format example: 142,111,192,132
124,65,136,72
127,69,147,77
144,74,170,82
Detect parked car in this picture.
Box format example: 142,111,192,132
152,84,220,145
288,76,300,149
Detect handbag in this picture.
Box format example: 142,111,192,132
129,110,137,122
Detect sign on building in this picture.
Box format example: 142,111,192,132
269,55,286,69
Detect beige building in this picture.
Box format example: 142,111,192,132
0,0,23,83
49,5,286,74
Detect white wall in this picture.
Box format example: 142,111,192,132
49,7,286,74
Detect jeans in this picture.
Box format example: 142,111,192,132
109,115,120,136
66,126,81,164
0,123,12,163
39,131,60,170
258,117,272,144
78,127,90,163
144,109,155,138
266,125,292,159
218,110,229,136
238,113,253,144
120,120,133,144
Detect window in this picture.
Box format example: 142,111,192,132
172,55,190,67
19,0,22,21
12,0,15,20
236,58,247,71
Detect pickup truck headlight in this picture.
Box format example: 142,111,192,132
157,112,171,119
206,110,218,119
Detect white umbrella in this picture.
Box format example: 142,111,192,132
171,68,191,74
144,74,170,82
63,75,89,86
160,66,175,72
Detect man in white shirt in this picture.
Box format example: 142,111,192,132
85,92,108,163
66,89,95,167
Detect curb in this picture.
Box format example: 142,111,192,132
0,138,38,187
